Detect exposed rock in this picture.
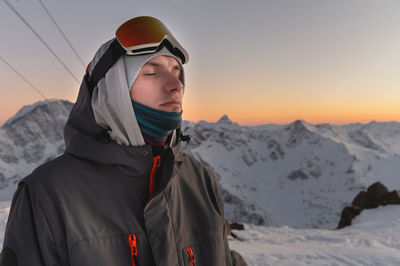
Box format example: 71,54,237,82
351,182,388,210
287,170,309,181
348,129,384,152
221,188,267,225
285,120,315,148
241,148,258,166
231,223,245,230
217,115,233,124
382,190,400,205
225,219,241,240
337,182,399,229
268,139,285,160
351,191,369,209
365,182,389,208
0,100,73,185
230,250,248,266
336,206,362,229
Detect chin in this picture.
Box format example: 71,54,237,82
165,107,182,113
158,105,182,113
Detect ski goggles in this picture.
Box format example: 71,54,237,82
87,16,188,96
116,16,188,64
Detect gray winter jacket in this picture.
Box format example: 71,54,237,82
0,73,232,265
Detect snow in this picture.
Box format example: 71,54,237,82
228,205,400,265
182,118,400,228
0,200,10,247
3,99,60,126
0,100,73,201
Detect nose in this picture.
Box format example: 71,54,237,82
163,71,183,94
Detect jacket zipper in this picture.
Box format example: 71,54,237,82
129,234,139,266
149,155,161,197
186,247,196,266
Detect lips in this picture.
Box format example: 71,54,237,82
160,100,181,107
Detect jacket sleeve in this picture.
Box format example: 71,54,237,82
210,172,233,266
0,182,61,266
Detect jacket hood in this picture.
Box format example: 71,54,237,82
89,39,143,146
63,74,152,167
64,39,183,167
88,39,183,146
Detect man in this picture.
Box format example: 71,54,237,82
0,16,232,266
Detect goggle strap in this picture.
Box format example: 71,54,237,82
155,39,186,64
87,39,126,96
86,38,185,97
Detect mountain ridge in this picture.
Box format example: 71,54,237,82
1,100,399,228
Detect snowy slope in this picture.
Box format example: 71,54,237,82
181,117,400,228
228,205,400,265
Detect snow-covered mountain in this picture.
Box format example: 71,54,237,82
0,100,73,200
1,100,399,230
181,116,400,228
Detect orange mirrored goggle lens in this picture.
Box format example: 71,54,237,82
115,16,188,63
116,16,172,48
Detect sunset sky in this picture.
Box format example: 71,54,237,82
0,0,399,126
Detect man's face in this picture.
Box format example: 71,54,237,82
130,55,183,113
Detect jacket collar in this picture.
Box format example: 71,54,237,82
64,76,184,168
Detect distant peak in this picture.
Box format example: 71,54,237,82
217,115,232,124
293,119,307,126
4,99,72,127
284,120,314,136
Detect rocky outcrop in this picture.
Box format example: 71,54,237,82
336,206,362,229
337,182,400,229
351,182,389,209
225,220,247,266
230,250,248,266
231,223,245,230
224,220,247,265
382,190,400,205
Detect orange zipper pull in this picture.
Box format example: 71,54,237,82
149,155,161,197
186,247,196,266
129,234,138,266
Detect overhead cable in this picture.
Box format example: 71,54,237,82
3,0,80,83
37,0,86,67
0,55,47,99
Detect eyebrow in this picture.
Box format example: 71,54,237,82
143,62,182,71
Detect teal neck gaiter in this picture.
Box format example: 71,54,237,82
132,101,182,138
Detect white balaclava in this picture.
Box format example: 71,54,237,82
91,39,184,147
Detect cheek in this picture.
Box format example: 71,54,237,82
130,88,149,103
130,80,160,107
130,80,148,100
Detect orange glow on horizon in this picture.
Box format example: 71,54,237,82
1,100,399,127
182,110,400,126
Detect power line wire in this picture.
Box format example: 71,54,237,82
3,0,80,84
37,0,86,67
0,55,47,99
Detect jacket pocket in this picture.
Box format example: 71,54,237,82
70,233,153,266
182,238,226,266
